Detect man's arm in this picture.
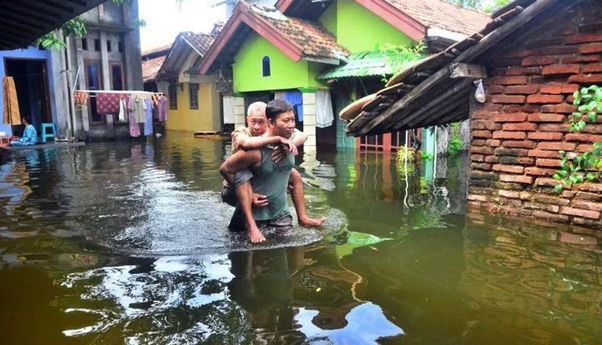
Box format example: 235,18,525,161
237,134,287,150
290,129,308,147
220,149,261,185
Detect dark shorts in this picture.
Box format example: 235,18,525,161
229,214,293,234
221,169,254,206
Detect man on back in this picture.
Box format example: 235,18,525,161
220,100,320,243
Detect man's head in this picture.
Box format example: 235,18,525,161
246,101,267,136
22,116,31,125
266,99,295,139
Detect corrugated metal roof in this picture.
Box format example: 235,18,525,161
317,51,422,80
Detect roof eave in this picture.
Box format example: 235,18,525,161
354,0,427,41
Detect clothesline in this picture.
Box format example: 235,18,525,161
75,89,163,96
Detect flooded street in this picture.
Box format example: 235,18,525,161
0,134,601,345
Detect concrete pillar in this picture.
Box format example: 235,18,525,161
302,92,317,150
233,96,245,128
49,31,70,139
74,37,90,134
123,0,143,90
99,31,115,136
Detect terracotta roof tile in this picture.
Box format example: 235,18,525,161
181,32,216,56
384,0,490,36
250,5,349,60
142,56,166,82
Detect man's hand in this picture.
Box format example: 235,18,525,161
272,138,298,163
252,193,269,207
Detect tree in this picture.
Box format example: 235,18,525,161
451,0,513,13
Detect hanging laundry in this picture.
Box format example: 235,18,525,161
283,90,303,122
96,92,121,115
128,95,146,123
128,101,141,138
117,96,128,122
157,96,169,122
73,90,89,106
3,77,21,125
315,90,334,128
144,97,153,136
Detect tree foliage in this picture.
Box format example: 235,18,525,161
451,0,513,13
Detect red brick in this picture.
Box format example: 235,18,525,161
526,94,565,104
498,190,521,199
493,131,526,139
560,206,600,219
503,123,537,131
568,74,602,83
563,55,601,63
486,139,501,147
495,148,528,156
561,84,580,94
499,156,534,165
472,119,497,130
472,163,492,171
527,132,564,140
582,64,602,73
577,144,593,152
575,183,602,193
535,46,578,55
525,167,555,176
499,174,533,184
467,194,488,202
528,113,566,122
494,76,529,85
540,104,577,114
505,85,539,95
493,113,527,123
503,140,536,149
536,158,562,167
492,95,526,104
538,123,570,132
471,146,494,154
504,67,541,76
522,56,557,66
580,42,602,54
565,33,602,44
537,141,576,150
583,124,602,134
528,149,561,158
541,64,580,75
484,156,499,164
472,139,486,146
539,84,563,94
524,202,560,213
534,194,571,205
470,154,484,162
565,133,602,142
533,210,569,222
493,164,524,174
488,85,505,94
535,178,560,187
571,200,602,212
505,105,540,113
473,130,492,139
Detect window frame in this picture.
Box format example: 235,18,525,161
188,83,199,109
168,83,178,110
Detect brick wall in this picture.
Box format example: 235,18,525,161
468,2,602,229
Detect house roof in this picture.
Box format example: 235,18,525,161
277,0,490,40
142,55,166,82
343,0,573,136
142,44,171,59
157,31,217,81
0,0,106,50
317,50,422,80
199,0,348,75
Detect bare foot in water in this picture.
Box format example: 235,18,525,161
248,226,266,243
299,216,326,228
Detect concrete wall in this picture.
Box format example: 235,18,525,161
468,2,602,229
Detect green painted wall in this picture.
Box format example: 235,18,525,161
322,0,413,53
233,33,324,93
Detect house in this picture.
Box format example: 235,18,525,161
199,0,489,152
156,29,221,133
142,44,171,92
342,0,602,229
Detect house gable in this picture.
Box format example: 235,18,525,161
233,33,325,93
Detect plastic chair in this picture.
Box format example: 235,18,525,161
0,131,8,144
41,123,56,143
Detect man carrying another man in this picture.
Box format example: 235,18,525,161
220,99,323,243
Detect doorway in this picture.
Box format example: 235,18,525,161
4,58,52,135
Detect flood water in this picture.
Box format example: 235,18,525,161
0,134,601,345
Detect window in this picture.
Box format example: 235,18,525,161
94,39,100,51
85,61,103,124
168,84,178,109
262,56,271,77
82,38,88,50
107,40,112,52
111,64,124,90
189,83,199,109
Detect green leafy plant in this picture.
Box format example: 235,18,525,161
554,85,602,192
397,146,416,176
447,122,464,155
419,151,433,161
382,42,426,82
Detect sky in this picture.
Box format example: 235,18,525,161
138,0,227,51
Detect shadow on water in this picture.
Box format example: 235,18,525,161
0,135,601,344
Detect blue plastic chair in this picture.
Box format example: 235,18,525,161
41,123,56,143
